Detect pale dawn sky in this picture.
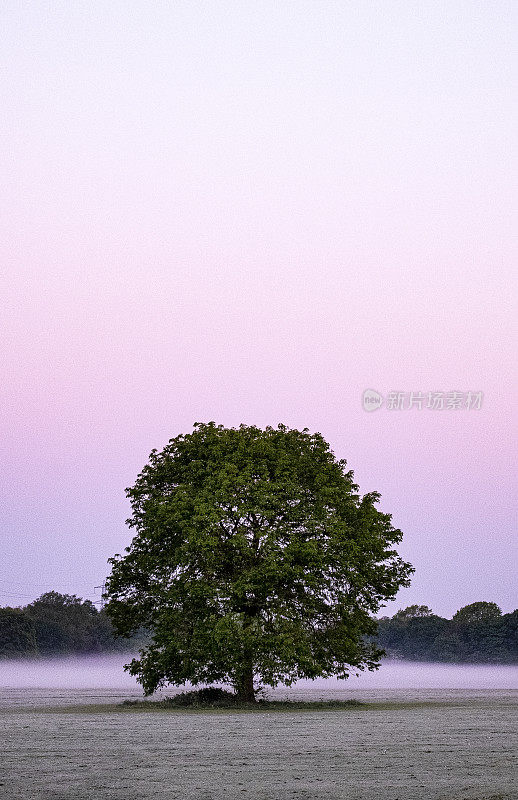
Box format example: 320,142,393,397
1,1,516,616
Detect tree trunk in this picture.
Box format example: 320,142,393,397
235,661,255,703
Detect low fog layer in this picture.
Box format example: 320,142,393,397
0,655,516,690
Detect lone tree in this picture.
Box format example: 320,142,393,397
105,423,413,701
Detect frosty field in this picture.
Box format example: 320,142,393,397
1,661,517,800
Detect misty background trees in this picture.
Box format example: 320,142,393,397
376,602,518,663
0,592,146,658
1,595,516,664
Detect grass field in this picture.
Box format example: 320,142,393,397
2,687,517,800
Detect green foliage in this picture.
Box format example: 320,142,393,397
451,602,504,662
105,422,413,699
0,592,147,657
393,605,433,620
376,603,517,663
377,611,449,660
0,608,37,658
1,592,515,665
452,601,502,625
501,610,518,661
25,592,113,655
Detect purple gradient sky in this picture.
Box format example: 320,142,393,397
1,2,516,616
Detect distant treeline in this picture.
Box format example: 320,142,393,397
0,594,517,663
0,592,147,658
376,603,518,663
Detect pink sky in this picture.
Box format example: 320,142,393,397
1,1,517,616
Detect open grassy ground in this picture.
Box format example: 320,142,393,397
2,688,517,800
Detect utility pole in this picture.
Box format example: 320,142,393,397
93,581,106,609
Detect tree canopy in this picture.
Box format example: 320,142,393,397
24,592,135,655
393,605,433,620
105,422,413,699
0,593,146,658
452,601,502,625
376,602,518,663
2,594,516,664
0,607,37,658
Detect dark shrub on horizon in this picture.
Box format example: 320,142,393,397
0,592,148,657
25,592,113,655
376,601,518,664
0,607,38,658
